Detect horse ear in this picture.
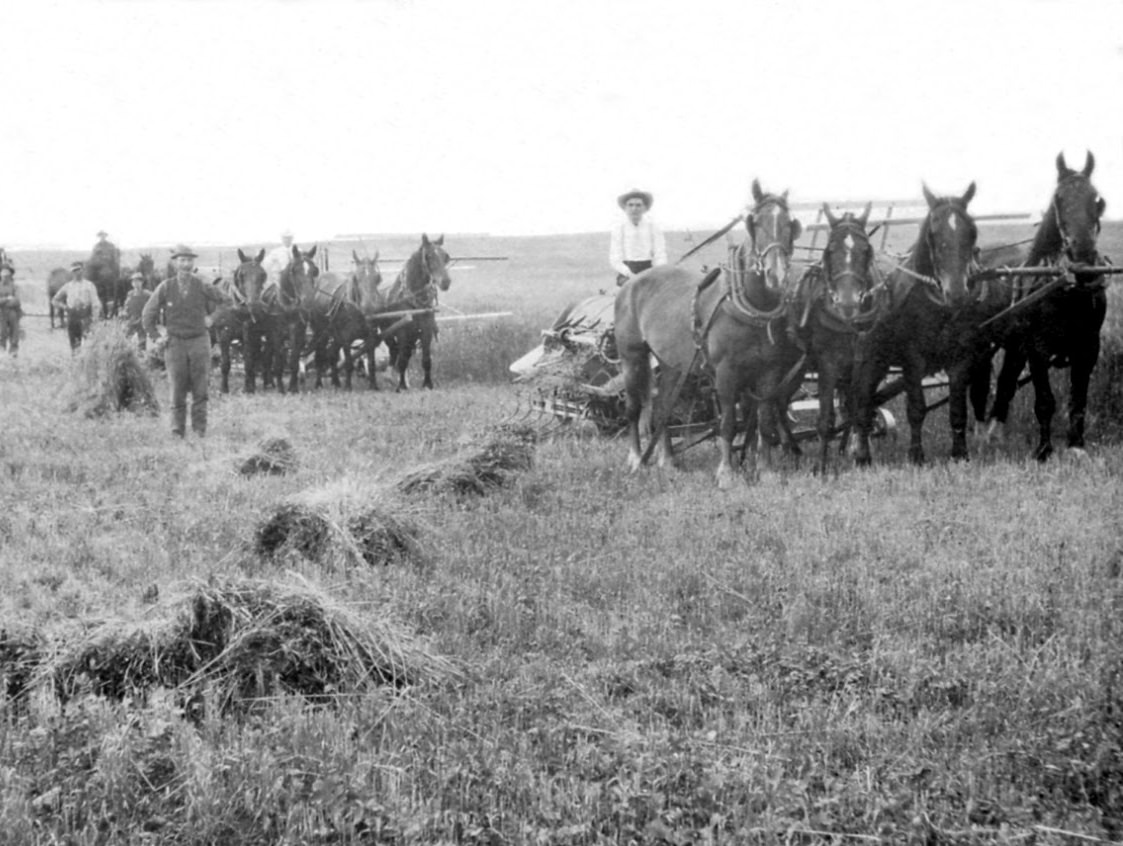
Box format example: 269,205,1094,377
859,202,873,228
421,233,430,245
1097,196,1107,218
790,218,803,243
307,245,317,258
823,203,838,228
255,249,265,263
291,245,300,259
751,179,764,204
1056,151,1071,178
961,182,976,206
1083,150,1095,177
922,183,938,208
237,248,248,263
352,249,360,263
373,250,379,261
435,234,444,246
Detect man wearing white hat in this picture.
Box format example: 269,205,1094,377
262,229,295,295
609,188,667,285
142,244,232,438
52,262,100,352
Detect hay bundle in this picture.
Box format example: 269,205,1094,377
396,423,537,496
65,323,160,418
255,480,430,569
42,576,456,712
239,436,298,477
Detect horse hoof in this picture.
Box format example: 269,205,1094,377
626,454,643,473
1034,443,1054,462
1068,447,1089,460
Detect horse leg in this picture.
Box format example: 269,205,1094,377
902,356,928,465
366,333,379,390
816,365,837,475
852,351,886,467
649,364,681,469
967,352,992,431
287,324,303,394
242,324,257,394
986,344,1026,442
341,339,354,391
713,368,742,489
395,333,413,392
219,335,232,394
1029,352,1056,461
948,360,971,461
420,326,434,389
621,349,651,472
1066,333,1100,451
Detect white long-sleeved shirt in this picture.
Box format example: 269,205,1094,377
609,217,667,278
262,244,293,289
52,279,101,312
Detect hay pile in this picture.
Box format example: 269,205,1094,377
42,576,456,712
255,479,429,569
65,323,160,418
396,423,538,496
239,435,298,477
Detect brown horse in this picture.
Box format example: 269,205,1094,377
787,203,880,474
615,180,804,488
982,152,1108,460
852,183,992,465
214,249,289,394
346,250,387,389
381,234,451,391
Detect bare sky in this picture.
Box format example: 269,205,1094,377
5,0,1122,249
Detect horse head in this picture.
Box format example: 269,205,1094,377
743,179,802,292
1046,151,1105,266
351,249,385,310
918,182,978,306
417,233,451,293
235,248,268,304
820,202,875,320
281,244,320,308
137,253,155,283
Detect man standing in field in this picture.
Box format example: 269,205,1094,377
142,244,232,439
52,262,100,353
0,263,21,358
262,229,295,296
610,188,667,286
123,271,150,351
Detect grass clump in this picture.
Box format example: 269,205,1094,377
238,434,298,477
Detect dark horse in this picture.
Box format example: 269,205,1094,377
85,247,120,319
214,249,288,394
853,183,996,465
46,268,70,329
305,251,386,390
381,234,451,391
786,203,880,474
983,151,1107,460
278,245,321,393
615,180,804,488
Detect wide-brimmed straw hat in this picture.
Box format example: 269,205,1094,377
130,271,145,282
96,230,108,239
617,189,653,210
70,261,85,271
170,244,198,259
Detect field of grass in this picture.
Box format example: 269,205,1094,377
1,219,1122,844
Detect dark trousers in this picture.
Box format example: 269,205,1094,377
616,260,654,286
165,333,211,437
66,307,92,352
0,309,18,356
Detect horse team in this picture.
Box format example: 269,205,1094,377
617,152,1109,485
212,234,452,395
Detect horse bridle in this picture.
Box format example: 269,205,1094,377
745,196,794,279
821,220,875,309
920,200,978,303
1051,174,1102,263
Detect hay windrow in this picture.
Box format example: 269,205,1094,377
63,322,160,418
396,423,538,496
38,576,458,713
238,435,298,477
255,479,431,569
1,625,45,705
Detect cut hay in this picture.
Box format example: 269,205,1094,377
40,576,457,713
239,435,298,477
255,479,430,569
396,423,538,497
64,322,160,418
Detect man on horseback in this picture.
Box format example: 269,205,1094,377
52,262,101,353
610,189,667,286
0,262,21,359
262,229,294,296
